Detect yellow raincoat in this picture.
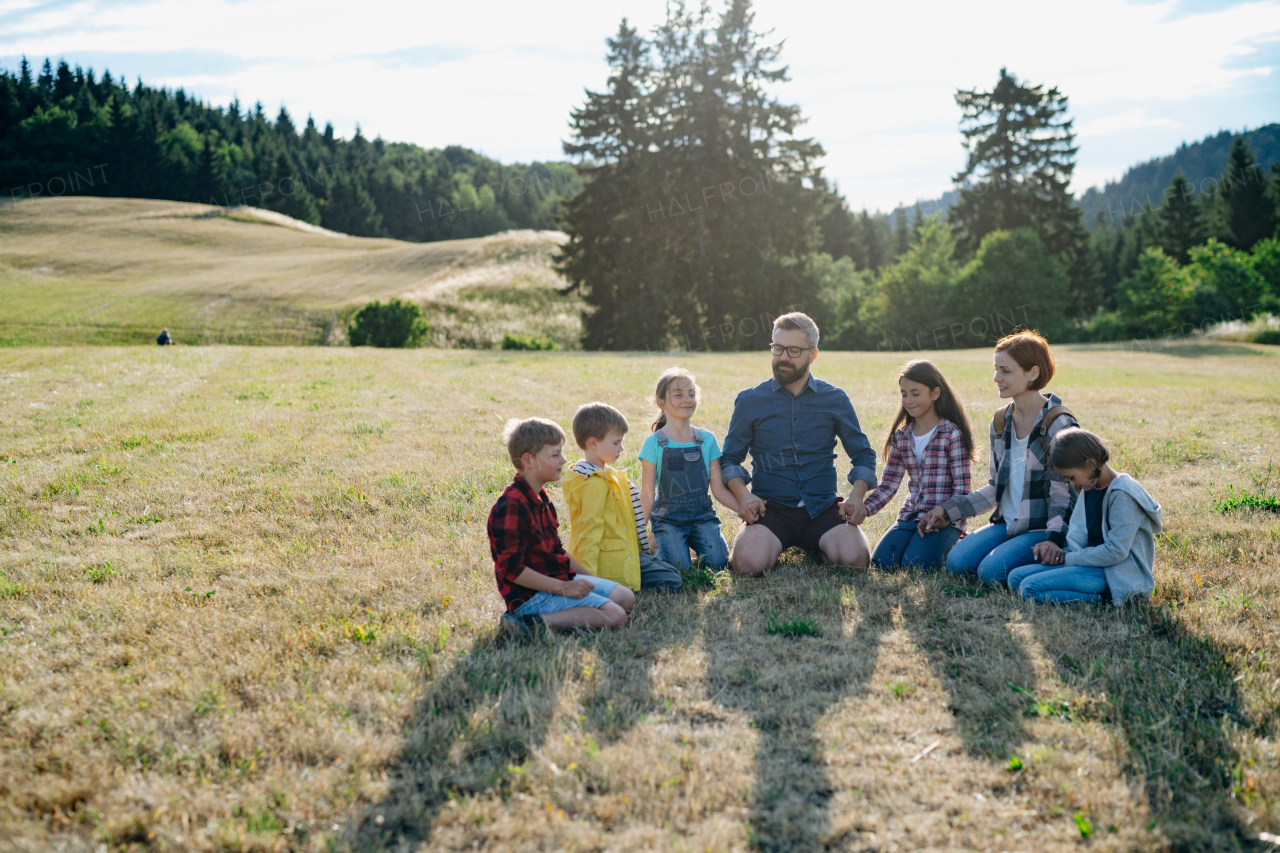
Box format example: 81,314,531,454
562,464,642,591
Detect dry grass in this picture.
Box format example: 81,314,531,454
0,198,580,347
0,342,1277,853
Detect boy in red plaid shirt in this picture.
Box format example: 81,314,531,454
488,417,635,633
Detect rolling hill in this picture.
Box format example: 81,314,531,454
0,197,581,347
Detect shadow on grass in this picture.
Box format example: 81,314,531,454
350,568,1258,852
345,628,573,850
1024,599,1258,850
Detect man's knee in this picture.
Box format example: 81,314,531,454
730,525,781,576
819,527,868,568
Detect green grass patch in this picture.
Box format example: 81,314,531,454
764,609,821,638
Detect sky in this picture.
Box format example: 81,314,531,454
2,0,1278,212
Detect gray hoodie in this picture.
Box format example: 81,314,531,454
1064,473,1163,605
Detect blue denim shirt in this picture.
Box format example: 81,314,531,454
720,373,878,518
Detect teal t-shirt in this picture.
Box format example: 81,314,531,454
638,428,722,482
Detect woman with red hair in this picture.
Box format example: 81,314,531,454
920,330,1079,587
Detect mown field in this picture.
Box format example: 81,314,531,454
0,342,1278,853
0,197,582,349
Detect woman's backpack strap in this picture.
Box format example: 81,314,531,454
992,403,1013,436
1040,405,1075,440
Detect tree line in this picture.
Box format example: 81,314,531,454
559,1,1280,351
0,57,581,241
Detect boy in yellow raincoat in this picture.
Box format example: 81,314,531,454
563,402,683,591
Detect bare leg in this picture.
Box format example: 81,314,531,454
540,602,628,631
730,524,784,577
609,584,636,612
817,523,870,568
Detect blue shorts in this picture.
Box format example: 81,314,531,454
514,576,622,616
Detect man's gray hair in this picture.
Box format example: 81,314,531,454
773,312,820,348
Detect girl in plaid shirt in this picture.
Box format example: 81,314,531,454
865,360,974,571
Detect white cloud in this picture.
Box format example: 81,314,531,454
1,0,1277,210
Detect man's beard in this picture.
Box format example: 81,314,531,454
772,359,807,386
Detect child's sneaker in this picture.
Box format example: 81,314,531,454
501,612,544,635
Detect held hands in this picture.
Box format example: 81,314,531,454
840,497,868,526
1032,540,1065,566
918,506,951,536
559,578,595,599
737,494,767,524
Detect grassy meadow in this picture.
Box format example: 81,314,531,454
0,342,1278,852
0,197,582,349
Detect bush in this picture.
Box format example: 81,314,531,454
1187,239,1266,319
1117,247,1196,337
348,298,429,348
500,332,557,351
952,228,1071,344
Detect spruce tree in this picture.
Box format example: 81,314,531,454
947,68,1090,311
893,206,910,257
912,202,925,242
1219,136,1276,251
195,135,228,205
559,2,830,350
1158,171,1201,264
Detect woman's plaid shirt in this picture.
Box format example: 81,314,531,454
864,418,972,531
487,475,575,612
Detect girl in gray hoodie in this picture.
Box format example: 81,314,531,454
1007,428,1163,605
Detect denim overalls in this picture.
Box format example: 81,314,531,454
650,428,730,569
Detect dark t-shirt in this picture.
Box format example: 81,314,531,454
1085,485,1108,547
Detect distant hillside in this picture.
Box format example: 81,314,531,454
898,123,1280,230
1077,123,1280,226
0,197,580,347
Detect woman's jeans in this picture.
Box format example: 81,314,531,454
1007,563,1108,603
944,522,1050,587
652,516,729,570
871,522,961,571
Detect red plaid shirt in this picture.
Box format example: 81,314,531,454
864,418,972,532
488,475,575,612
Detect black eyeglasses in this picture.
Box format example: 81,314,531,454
768,344,814,358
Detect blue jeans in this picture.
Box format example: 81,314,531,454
1008,563,1108,603
944,523,1050,587
639,551,683,591
513,576,622,616
871,522,961,571
651,516,730,570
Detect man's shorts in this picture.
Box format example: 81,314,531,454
513,576,622,616
752,498,846,555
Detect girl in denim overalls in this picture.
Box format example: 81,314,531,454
638,368,736,570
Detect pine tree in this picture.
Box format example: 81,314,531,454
559,3,830,350
321,172,383,237
1158,171,1201,264
857,210,887,272
195,135,228,205
893,206,910,257
912,202,925,242
1219,136,1276,251
819,184,857,260
947,68,1089,311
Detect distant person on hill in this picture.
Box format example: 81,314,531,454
156,328,173,345
487,417,636,634
1007,428,1162,605
720,311,878,575
921,330,1079,587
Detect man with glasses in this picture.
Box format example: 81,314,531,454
720,312,877,574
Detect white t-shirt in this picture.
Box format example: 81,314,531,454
912,424,938,465
1000,430,1030,524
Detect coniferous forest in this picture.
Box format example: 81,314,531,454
3,0,1280,350
0,57,580,242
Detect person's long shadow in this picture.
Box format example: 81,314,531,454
699,558,891,852
348,628,573,850
1023,598,1257,849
